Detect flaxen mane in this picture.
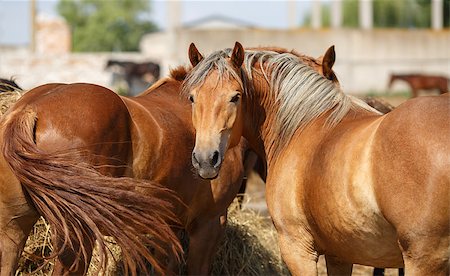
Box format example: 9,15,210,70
183,48,378,155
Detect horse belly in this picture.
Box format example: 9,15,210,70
312,205,404,267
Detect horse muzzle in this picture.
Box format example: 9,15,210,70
192,150,222,179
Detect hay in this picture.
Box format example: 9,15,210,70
0,90,23,115
15,201,287,275
16,218,54,275
211,201,289,276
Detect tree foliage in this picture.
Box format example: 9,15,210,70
57,0,158,52
302,0,449,28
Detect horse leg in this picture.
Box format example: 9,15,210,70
236,178,247,209
186,214,226,274
373,267,385,276
400,235,449,276
325,255,352,275
0,168,39,275
277,232,318,275
0,209,38,275
0,212,38,276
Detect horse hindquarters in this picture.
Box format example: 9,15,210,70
1,98,182,275
372,96,450,275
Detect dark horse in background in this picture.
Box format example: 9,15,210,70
105,60,160,95
0,78,22,92
388,73,448,97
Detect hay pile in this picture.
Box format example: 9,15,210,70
16,201,287,275
16,218,54,275
211,201,288,275
0,90,22,115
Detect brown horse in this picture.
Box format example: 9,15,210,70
0,85,182,275
388,73,449,97
183,42,449,275
106,60,160,95
1,75,248,274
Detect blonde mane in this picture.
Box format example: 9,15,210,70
183,48,378,154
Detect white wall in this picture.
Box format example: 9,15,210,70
142,28,450,94
1,29,448,94
0,49,151,90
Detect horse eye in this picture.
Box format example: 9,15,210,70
230,94,240,103
188,95,194,103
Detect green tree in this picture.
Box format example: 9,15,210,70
373,0,431,28
302,5,332,27
302,0,449,28
58,0,158,52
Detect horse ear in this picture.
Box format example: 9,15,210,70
230,42,245,68
189,43,204,67
322,45,336,80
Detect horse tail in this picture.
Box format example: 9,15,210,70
1,107,182,275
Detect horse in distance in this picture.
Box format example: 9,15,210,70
388,73,448,97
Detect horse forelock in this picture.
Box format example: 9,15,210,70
182,48,250,97
183,48,378,155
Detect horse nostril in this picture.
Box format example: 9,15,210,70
211,151,220,167
192,152,199,165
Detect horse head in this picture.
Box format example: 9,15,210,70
184,42,339,179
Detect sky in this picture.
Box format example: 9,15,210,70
0,0,314,46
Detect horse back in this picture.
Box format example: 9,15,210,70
372,94,449,234
120,80,196,183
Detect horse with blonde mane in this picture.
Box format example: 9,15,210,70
183,42,449,275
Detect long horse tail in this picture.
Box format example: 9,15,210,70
1,106,182,275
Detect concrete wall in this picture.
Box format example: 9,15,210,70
1,29,448,94
0,47,151,90
142,28,450,94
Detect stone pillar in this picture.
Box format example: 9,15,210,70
359,0,373,30
311,0,321,29
432,0,443,30
288,0,297,29
30,0,36,52
331,0,343,28
163,1,181,76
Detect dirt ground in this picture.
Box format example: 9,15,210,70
241,95,411,276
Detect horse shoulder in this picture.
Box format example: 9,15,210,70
121,93,194,181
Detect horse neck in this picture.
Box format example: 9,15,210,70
241,71,282,162
241,68,377,164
